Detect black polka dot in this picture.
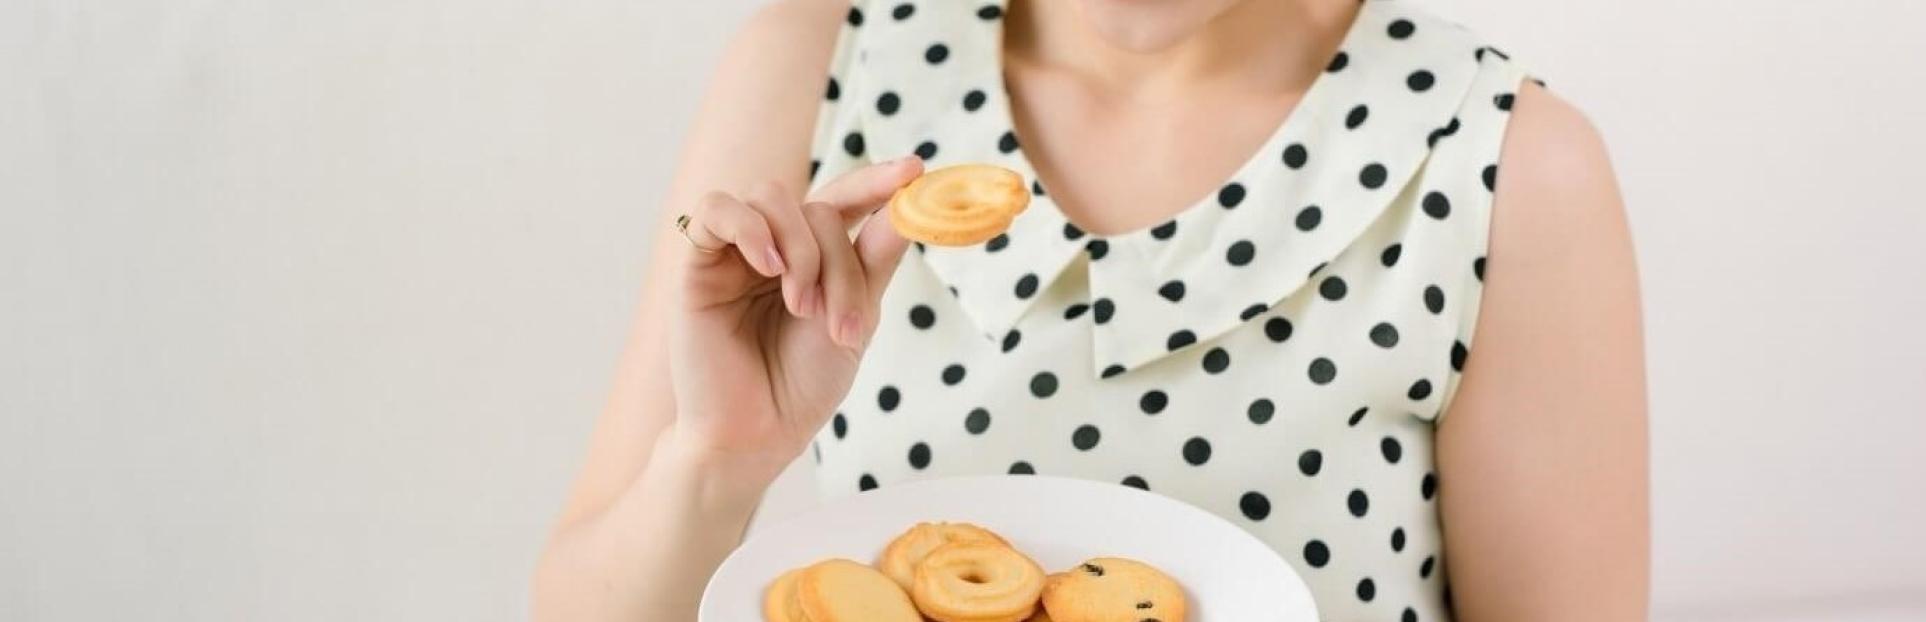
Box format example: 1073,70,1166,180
809,159,820,179
1304,540,1331,568
859,474,878,491
1348,489,1370,517
907,442,931,469
890,3,914,20
832,412,848,439
1121,475,1149,490
1071,424,1101,450
1381,244,1403,267
1265,317,1294,342
1357,577,1377,602
1423,191,1451,219
1092,299,1115,324
1309,358,1337,385
1391,527,1407,552
878,386,901,412
1283,143,1309,169
1309,262,1328,278
1451,340,1468,371
941,364,966,385
1225,241,1256,267
1359,163,1388,189
1420,556,1436,579
1298,449,1323,476
1050,222,1078,241
976,4,1003,19
914,242,926,254
1029,371,1058,398
1202,348,1231,374
1370,323,1400,348
1422,473,1439,500
1346,104,1370,130
1348,407,1368,426
996,130,1019,153
825,77,840,101
1388,18,1416,39
1166,330,1197,351
1183,437,1213,465
1240,303,1269,321
985,233,1010,252
1085,239,1109,260
1320,276,1348,301
842,132,865,157
812,441,820,463
1474,256,1486,281
1240,492,1272,521
1382,437,1404,463
1101,364,1126,378
1495,92,1515,111
914,141,938,160
1218,183,1247,208
1295,205,1323,231
964,408,990,434
1139,390,1169,415
963,89,987,112
1001,329,1021,352
1403,608,1419,622
846,6,864,26
1427,117,1462,148
1248,399,1275,424
876,91,901,115
1408,378,1434,400
1150,220,1178,240
1327,51,1349,73
1158,280,1186,302
909,305,936,329
1424,285,1445,314
1008,461,1035,475
1063,303,1090,320
1407,70,1436,92
1483,164,1498,192
1014,273,1039,299
924,43,949,64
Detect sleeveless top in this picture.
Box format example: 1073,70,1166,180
803,1,1531,619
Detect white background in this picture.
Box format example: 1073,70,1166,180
3,0,1923,620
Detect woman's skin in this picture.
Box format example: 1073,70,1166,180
530,0,1649,620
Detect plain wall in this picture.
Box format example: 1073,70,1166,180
2,1,1922,620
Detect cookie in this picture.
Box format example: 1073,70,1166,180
762,566,807,622
1040,557,1188,622
887,164,1031,246
910,541,1046,622
796,558,923,622
879,521,1012,591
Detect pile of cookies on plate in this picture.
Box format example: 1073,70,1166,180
764,521,1187,622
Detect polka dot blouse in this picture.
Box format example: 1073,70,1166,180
805,1,1531,620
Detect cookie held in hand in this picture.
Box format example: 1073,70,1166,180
887,164,1031,246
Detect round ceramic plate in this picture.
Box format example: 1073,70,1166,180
701,475,1317,621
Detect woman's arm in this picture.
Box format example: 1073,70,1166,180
532,1,850,619
1438,83,1651,621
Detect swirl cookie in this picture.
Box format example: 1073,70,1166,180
795,559,923,622
911,542,1046,622
879,521,1012,591
1040,557,1188,622
887,164,1031,246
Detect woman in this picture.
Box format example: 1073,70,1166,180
533,0,1648,619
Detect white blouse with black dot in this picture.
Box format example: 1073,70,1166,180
806,1,1530,620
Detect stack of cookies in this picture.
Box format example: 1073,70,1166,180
764,521,1188,622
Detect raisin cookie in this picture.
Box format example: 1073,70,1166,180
1040,557,1188,622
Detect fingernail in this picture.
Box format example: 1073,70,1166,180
765,246,787,274
838,313,864,349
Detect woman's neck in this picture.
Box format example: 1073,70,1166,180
1004,0,1358,98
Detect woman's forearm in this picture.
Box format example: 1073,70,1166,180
532,425,777,622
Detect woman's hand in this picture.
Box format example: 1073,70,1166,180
665,157,925,483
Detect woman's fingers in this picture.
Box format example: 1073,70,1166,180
809,156,925,222
745,182,823,317
687,191,783,277
802,202,870,349
853,209,913,297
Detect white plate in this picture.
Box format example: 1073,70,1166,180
701,475,1318,621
